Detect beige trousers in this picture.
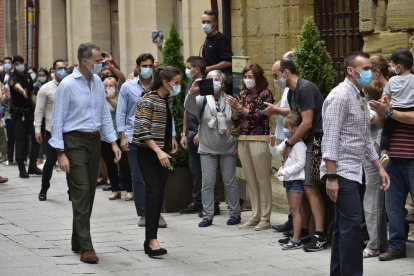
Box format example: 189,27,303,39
238,135,272,221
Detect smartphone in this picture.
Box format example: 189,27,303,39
151,30,164,43
199,79,214,96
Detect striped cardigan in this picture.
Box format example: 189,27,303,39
132,90,173,149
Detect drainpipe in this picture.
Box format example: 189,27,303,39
26,0,34,67
222,0,231,40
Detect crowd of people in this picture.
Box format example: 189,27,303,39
0,9,413,276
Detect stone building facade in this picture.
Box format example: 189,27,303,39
360,0,414,58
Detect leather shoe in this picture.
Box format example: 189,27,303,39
179,203,202,214
379,248,406,261
80,250,99,263
0,176,8,183
38,191,47,201
28,166,42,175
138,216,145,227
158,215,167,228
144,240,167,257
19,172,30,178
272,220,293,232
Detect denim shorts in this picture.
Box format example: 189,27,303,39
283,180,305,193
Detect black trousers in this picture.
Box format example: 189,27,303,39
41,131,71,192
101,140,132,192
137,146,167,241
187,137,202,206
11,111,39,165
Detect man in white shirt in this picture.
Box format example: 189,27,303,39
34,59,70,201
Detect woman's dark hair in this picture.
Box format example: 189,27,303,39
37,67,49,77
148,66,181,92
240,63,268,91
371,55,389,80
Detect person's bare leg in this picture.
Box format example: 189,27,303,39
304,185,325,232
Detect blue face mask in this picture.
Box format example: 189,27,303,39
140,67,153,79
92,63,102,75
3,63,12,71
56,69,68,80
213,80,222,93
168,82,181,96
283,128,293,139
202,24,212,35
38,76,47,83
353,68,372,88
15,65,25,72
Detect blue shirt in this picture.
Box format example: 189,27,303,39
116,77,176,143
49,68,117,149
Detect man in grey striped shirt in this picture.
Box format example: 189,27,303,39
321,52,390,276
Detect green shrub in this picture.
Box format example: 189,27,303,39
294,16,336,97
161,23,189,167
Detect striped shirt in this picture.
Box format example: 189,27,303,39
389,123,414,159
133,91,173,149
49,68,117,149
321,78,378,183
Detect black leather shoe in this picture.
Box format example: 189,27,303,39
28,166,42,175
179,203,202,214
38,191,47,201
379,248,406,261
272,220,293,232
19,172,30,178
144,240,167,257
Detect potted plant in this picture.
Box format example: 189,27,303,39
161,23,194,212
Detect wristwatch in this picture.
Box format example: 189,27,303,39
285,140,293,147
56,149,65,155
326,174,338,181
386,108,394,118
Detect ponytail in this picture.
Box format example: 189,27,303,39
147,66,181,93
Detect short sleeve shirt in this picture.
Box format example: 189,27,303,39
287,78,324,137
8,73,34,109
202,32,233,74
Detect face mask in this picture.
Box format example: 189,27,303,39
353,68,372,88
140,67,153,79
243,78,256,90
213,80,222,93
274,77,286,90
185,68,194,80
3,63,11,71
106,87,116,97
87,60,102,75
56,69,68,80
202,24,212,35
30,73,37,81
0,66,3,72
15,65,25,72
168,82,181,96
38,76,47,83
283,128,293,139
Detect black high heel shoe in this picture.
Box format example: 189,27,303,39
143,240,167,257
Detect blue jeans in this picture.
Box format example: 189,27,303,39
385,158,414,253
127,143,146,216
330,176,363,276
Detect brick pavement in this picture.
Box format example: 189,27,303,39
0,165,412,275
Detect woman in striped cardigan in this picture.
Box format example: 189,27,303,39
133,66,181,257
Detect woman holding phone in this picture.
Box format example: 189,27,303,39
184,70,241,228
227,63,274,231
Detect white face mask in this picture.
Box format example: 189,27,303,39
243,78,256,90
106,87,116,97
213,80,222,93
273,77,286,90
185,68,194,80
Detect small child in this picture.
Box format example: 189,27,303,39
269,113,307,250
380,49,414,164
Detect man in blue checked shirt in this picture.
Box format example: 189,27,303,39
49,42,122,264
116,53,174,229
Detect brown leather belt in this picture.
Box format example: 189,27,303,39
68,131,100,139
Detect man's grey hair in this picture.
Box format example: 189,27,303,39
77,43,100,63
283,51,295,61
206,70,226,83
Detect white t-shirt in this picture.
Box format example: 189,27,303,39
274,87,290,140
383,74,414,109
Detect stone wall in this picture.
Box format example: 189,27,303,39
360,0,414,59
231,0,314,99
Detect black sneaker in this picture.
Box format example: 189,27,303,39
303,235,328,252
278,237,290,245
283,229,294,237
179,203,202,214
272,220,293,232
